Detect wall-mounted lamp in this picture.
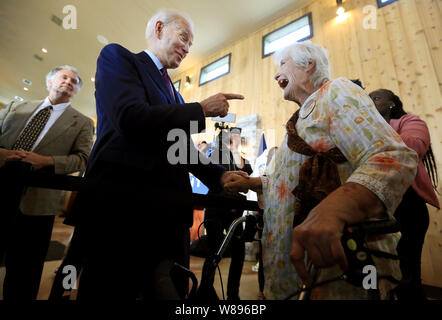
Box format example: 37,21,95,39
185,76,191,88
336,0,345,15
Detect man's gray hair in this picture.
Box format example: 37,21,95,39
145,9,194,40
45,65,83,91
275,40,331,88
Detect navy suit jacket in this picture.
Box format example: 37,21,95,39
87,43,225,227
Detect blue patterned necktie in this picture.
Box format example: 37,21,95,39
12,106,52,151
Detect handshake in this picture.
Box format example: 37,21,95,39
220,171,262,194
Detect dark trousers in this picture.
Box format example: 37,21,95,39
0,211,55,300
394,187,429,299
202,207,245,299
72,161,191,301
48,226,84,300
77,220,189,301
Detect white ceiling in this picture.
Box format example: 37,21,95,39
0,0,311,117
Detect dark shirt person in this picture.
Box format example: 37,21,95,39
200,130,252,300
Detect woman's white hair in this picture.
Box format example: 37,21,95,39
275,40,331,88
45,65,82,91
145,9,194,40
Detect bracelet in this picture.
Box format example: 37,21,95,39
260,175,269,193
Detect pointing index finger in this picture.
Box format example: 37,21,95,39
223,93,245,100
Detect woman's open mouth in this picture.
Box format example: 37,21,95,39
278,79,288,89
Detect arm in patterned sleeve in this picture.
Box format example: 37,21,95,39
325,78,419,215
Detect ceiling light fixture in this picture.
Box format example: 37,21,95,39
41,48,48,53
336,0,345,15
15,96,24,101
23,87,29,91
185,76,191,88
22,78,32,85
91,77,95,82
97,35,109,45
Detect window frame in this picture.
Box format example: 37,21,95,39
376,0,398,8
262,12,313,59
198,53,231,86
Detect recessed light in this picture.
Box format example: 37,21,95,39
91,77,95,82
23,87,29,91
22,78,32,85
336,6,345,15
41,48,48,53
15,96,24,101
97,35,109,45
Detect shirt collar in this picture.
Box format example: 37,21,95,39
144,49,164,72
43,97,71,111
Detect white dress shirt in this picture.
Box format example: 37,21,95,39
144,49,176,102
19,97,71,151
144,49,164,73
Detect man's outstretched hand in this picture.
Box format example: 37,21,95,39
200,93,244,117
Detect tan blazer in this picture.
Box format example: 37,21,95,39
0,100,94,216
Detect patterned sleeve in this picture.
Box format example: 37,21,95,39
323,78,418,215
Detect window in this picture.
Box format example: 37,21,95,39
377,0,398,8
262,12,313,58
199,54,231,86
173,79,181,92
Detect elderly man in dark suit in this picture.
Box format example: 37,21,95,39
73,9,246,300
0,65,94,300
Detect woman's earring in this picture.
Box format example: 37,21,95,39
389,105,394,110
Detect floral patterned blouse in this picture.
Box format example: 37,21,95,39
260,77,418,300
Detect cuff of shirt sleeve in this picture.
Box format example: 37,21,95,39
259,175,269,207
260,175,269,192
346,173,395,216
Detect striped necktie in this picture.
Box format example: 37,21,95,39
160,68,175,102
12,106,53,151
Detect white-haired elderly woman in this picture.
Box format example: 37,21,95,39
225,40,418,299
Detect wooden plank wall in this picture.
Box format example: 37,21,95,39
173,0,442,287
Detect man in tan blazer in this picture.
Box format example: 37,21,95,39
0,65,94,300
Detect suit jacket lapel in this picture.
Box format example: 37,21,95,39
35,106,77,151
3,101,43,148
135,51,176,104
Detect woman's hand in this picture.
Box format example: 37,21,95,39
290,182,385,285
290,206,347,286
